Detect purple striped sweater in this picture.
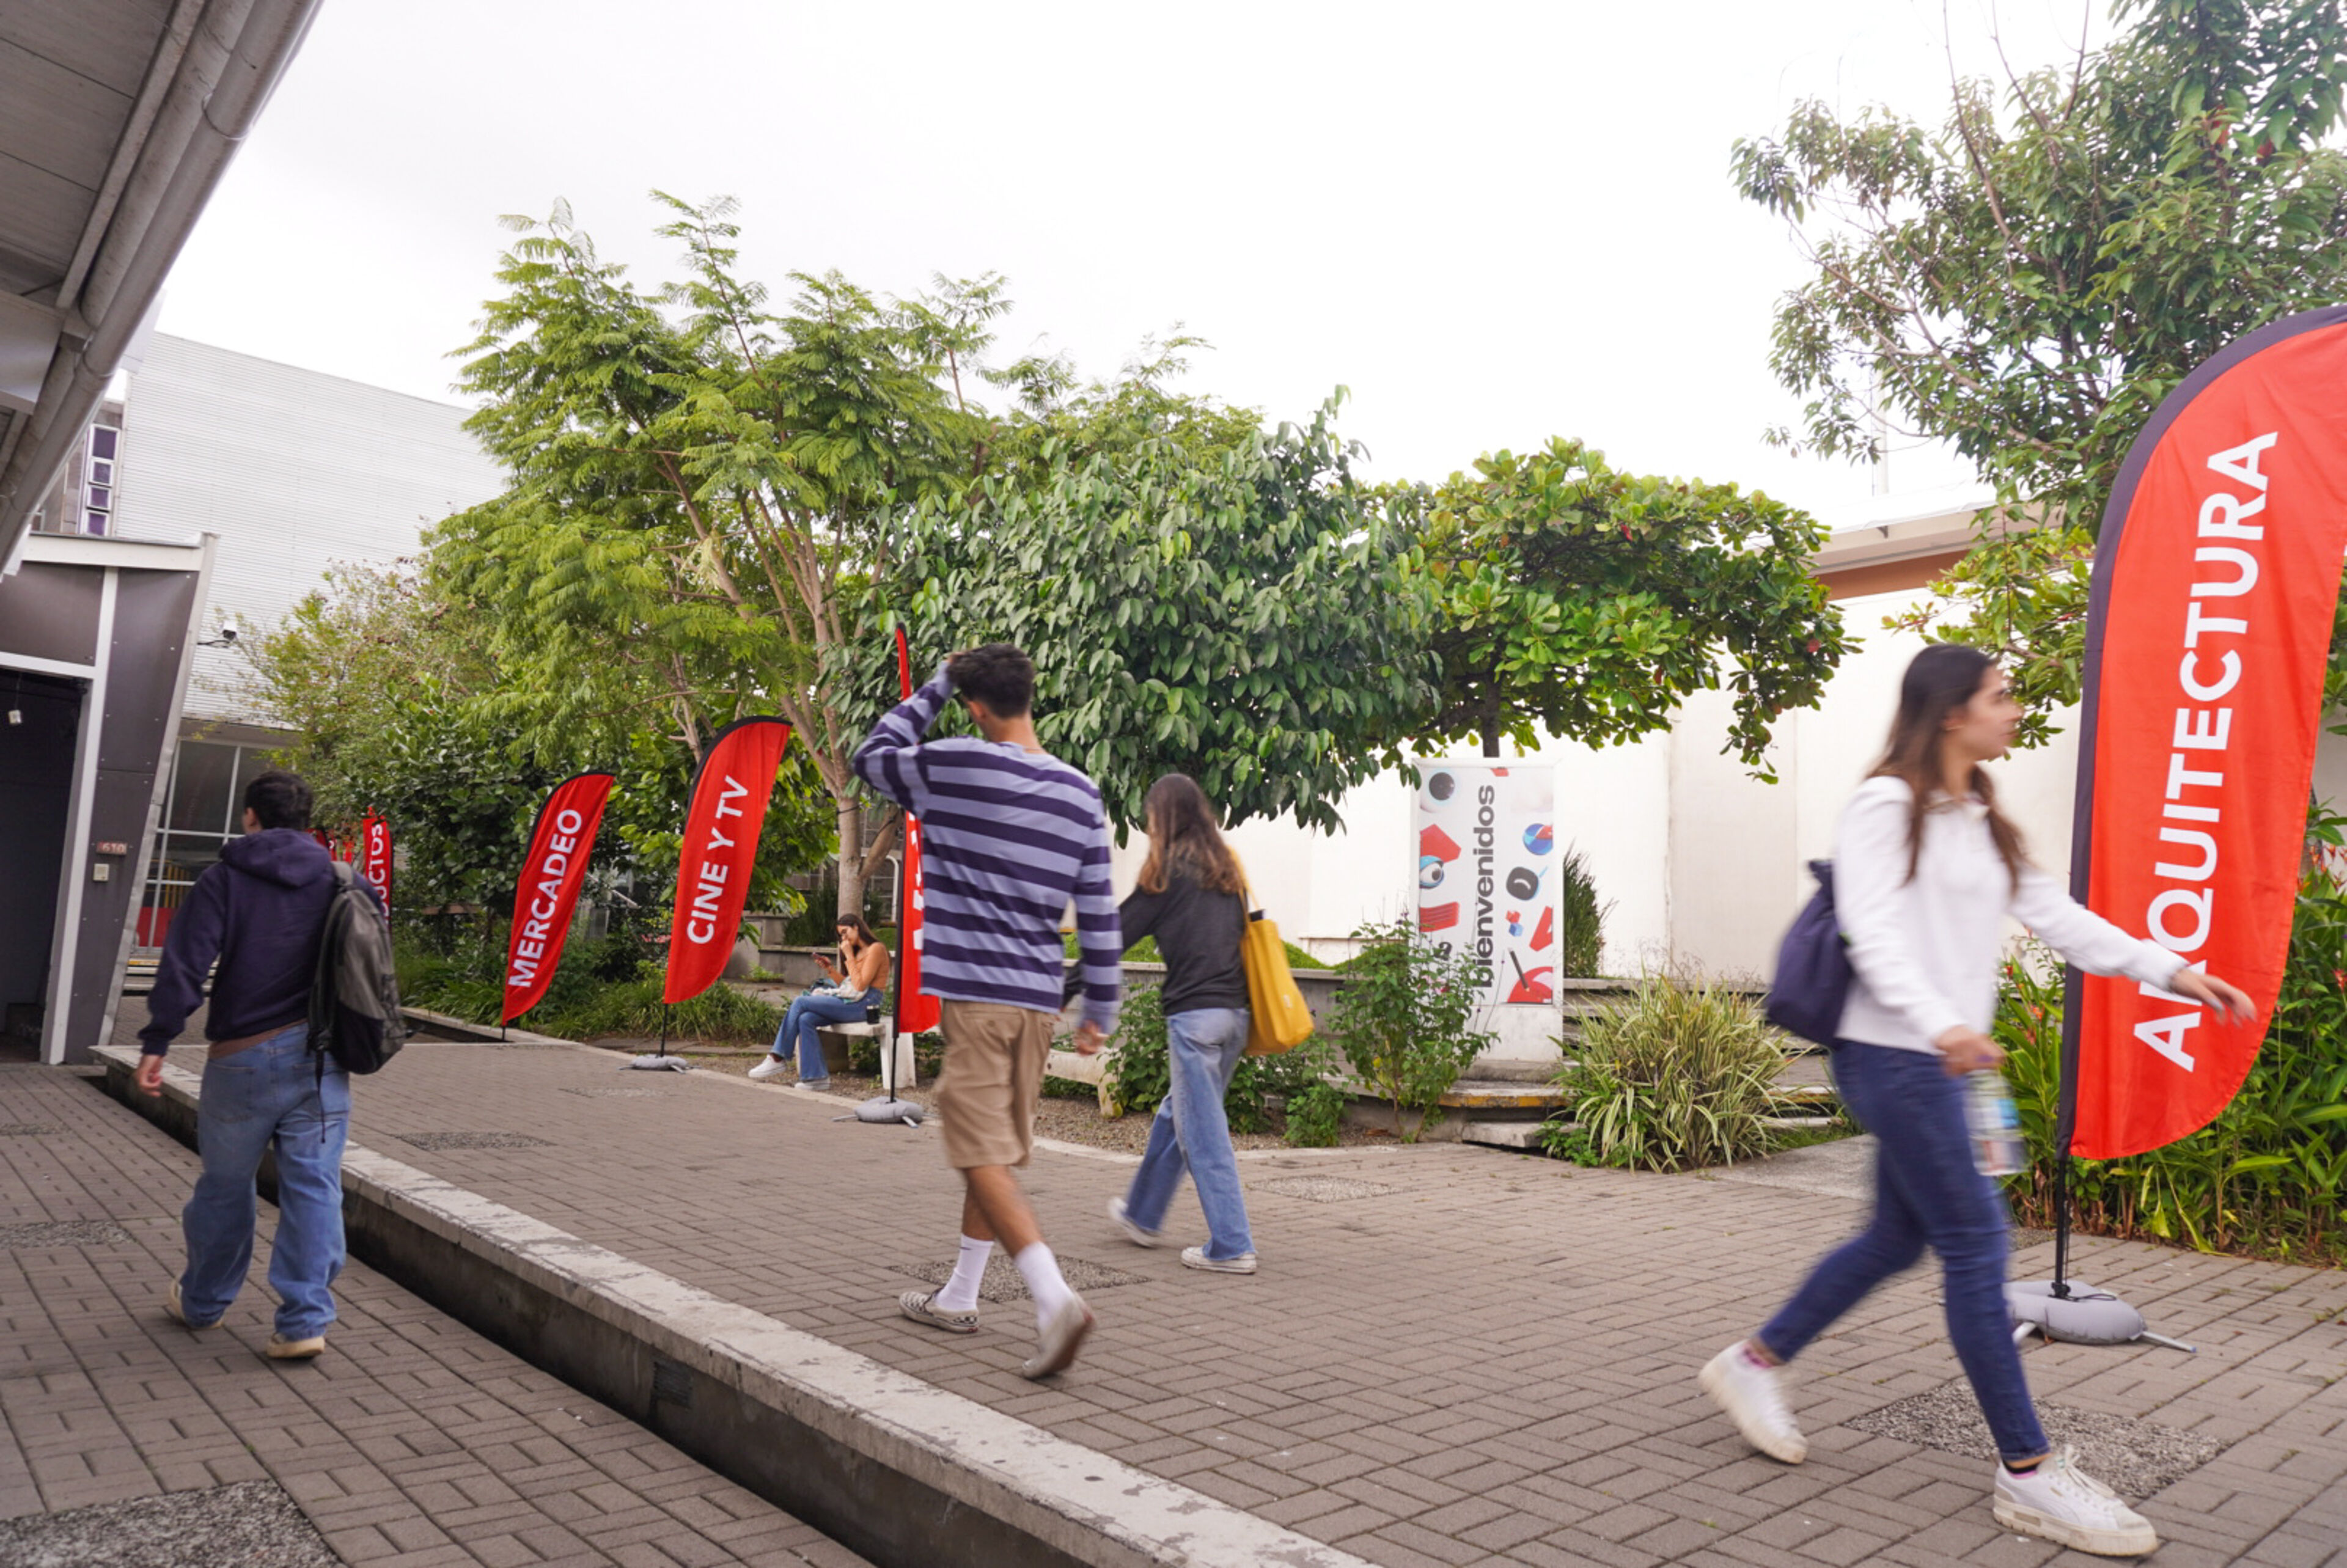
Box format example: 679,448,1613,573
854,665,1122,1030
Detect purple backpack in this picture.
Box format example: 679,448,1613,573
1765,861,1851,1047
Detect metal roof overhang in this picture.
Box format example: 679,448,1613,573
0,0,323,565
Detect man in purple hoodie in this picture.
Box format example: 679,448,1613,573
137,769,381,1361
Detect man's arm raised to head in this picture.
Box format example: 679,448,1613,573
853,659,955,815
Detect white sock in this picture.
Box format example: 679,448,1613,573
1014,1242,1074,1329
933,1236,992,1313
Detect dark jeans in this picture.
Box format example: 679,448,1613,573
1755,1039,2048,1464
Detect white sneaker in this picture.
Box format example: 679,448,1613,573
1019,1293,1095,1380
1994,1447,2158,1556
747,1057,788,1081
1180,1246,1257,1274
1108,1197,1162,1248
1699,1342,1807,1464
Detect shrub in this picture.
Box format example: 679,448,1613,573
1997,870,2347,1262
1101,984,1172,1116
1282,1083,1346,1147
1556,849,1612,978
1553,974,1789,1170
1322,919,1494,1140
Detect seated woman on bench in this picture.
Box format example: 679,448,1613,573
750,917,892,1086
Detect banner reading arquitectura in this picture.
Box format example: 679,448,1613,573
2066,306,2347,1160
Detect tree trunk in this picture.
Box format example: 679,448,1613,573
836,796,864,920
1479,683,1502,758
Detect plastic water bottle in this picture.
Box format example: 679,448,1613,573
1966,1070,2025,1177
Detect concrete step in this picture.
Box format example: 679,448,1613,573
1461,1120,1555,1151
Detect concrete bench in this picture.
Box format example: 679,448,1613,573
813,1018,919,1090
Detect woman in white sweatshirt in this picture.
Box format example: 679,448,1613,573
1699,643,2251,1558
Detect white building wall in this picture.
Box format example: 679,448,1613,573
109,334,506,726
1146,578,2347,1005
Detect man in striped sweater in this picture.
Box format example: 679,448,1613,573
855,643,1122,1378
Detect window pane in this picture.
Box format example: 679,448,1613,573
84,510,108,535
86,486,109,510
90,427,118,460
167,742,238,832
89,460,112,485
229,747,278,833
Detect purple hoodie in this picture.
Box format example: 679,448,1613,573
140,828,383,1057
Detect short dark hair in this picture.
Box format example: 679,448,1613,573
947,643,1034,719
244,769,313,830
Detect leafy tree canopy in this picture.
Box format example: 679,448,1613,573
890,396,1434,833
1732,0,2347,736
1404,439,1847,771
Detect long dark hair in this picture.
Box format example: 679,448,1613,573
1136,774,1244,896
1871,643,2027,888
835,914,881,951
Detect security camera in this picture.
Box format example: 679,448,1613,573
219,614,238,645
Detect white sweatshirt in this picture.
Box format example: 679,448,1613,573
1834,775,2184,1053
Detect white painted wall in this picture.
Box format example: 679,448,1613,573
109,335,507,726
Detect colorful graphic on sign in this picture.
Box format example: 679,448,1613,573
1412,762,1557,1007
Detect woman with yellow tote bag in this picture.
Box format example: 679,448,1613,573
1102,774,1262,1273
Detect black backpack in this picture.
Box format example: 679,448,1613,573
309,861,406,1074
1763,860,1854,1047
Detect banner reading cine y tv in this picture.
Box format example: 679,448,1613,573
664,717,795,1005
502,772,615,1023
2073,307,2347,1160
1414,762,1559,1006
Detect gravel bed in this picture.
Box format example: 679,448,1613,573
1848,1380,2224,1497
900,1253,1147,1302
0,1480,339,1567
681,1055,1400,1154
0,1220,133,1250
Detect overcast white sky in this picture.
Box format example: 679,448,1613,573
155,0,2110,528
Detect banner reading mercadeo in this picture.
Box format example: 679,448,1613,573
2068,307,2347,1160
664,717,795,1005
894,629,941,1036
503,772,615,1024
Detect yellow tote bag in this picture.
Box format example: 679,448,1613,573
1240,883,1315,1057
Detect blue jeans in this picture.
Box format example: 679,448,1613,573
180,1022,350,1339
1757,1040,2048,1464
773,991,866,1079
1123,1007,1255,1259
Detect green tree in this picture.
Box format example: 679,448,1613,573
889,395,1434,832
252,563,826,934
1406,439,1848,769
1732,0,2347,733
439,196,991,916
252,565,557,915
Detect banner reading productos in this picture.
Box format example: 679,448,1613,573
2067,307,2347,1160
503,772,615,1024
1412,761,1558,1007
664,717,795,1006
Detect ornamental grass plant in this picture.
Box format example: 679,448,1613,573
1548,973,1790,1171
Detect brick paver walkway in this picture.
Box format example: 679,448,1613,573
0,1064,870,1568
271,1039,2347,1568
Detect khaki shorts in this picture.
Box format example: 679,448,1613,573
934,999,1056,1170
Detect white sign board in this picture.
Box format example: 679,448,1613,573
1412,761,1559,1007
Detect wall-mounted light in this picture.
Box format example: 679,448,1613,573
198,612,239,649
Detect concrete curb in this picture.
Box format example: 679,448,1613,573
92,1046,1368,1568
